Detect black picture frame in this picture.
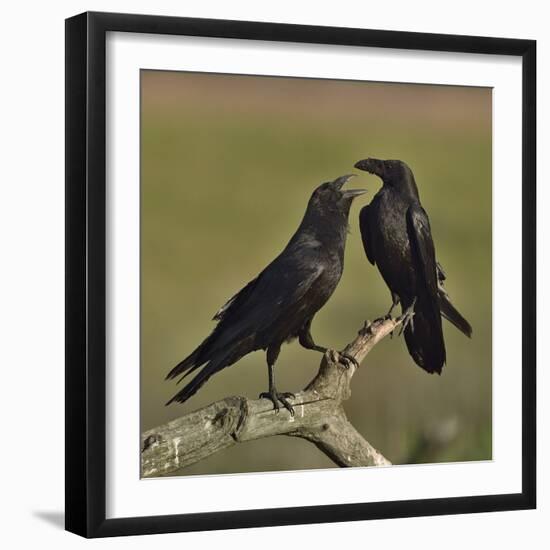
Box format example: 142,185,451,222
65,11,536,538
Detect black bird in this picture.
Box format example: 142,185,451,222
166,174,367,413
354,158,472,374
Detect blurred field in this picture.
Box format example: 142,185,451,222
140,71,492,476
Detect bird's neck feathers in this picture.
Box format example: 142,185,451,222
296,207,350,249
385,171,420,200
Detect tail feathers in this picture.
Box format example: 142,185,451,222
165,360,225,406
166,331,218,382
165,345,205,382
166,329,254,405
438,290,473,338
404,300,446,375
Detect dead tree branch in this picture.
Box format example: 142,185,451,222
141,317,402,477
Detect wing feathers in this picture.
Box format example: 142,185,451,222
405,204,446,373
166,252,326,405
359,205,376,265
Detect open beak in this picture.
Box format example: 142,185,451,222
342,188,368,199
332,174,367,199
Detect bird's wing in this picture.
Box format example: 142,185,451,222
359,205,376,265
213,249,324,324
166,255,326,404
210,251,326,348
405,203,446,373
406,204,438,296
166,253,326,392
213,277,259,322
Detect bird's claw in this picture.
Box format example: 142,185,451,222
367,314,394,337
337,351,359,369
397,299,416,336
259,390,295,416
368,316,386,325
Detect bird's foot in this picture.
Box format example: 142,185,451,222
368,315,387,325
336,350,359,369
385,297,400,336
398,299,417,336
385,300,398,320
259,389,295,416
371,313,396,337
381,314,396,339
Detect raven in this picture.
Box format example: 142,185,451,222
354,158,472,375
166,174,366,413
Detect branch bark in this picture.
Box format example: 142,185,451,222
141,317,402,477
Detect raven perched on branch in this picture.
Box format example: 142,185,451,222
355,158,472,375
166,174,367,414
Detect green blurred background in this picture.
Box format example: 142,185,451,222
140,70,492,476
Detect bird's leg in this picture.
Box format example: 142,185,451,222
259,345,295,416
386,293,401,338
398,297,417,336
299,321,358,369
386,292,400,319
298,320,328,354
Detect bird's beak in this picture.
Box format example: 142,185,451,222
342,188,368,199
332,174,367,199
354,158,384,178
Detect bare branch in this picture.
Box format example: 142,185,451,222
141,317,402,477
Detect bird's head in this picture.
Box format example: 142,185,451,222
308,174,367,219
354,158,418,195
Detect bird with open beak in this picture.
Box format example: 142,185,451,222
166,174,367,415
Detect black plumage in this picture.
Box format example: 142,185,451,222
166,174,366,413
355,158,472,374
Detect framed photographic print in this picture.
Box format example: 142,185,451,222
65,11,536,538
